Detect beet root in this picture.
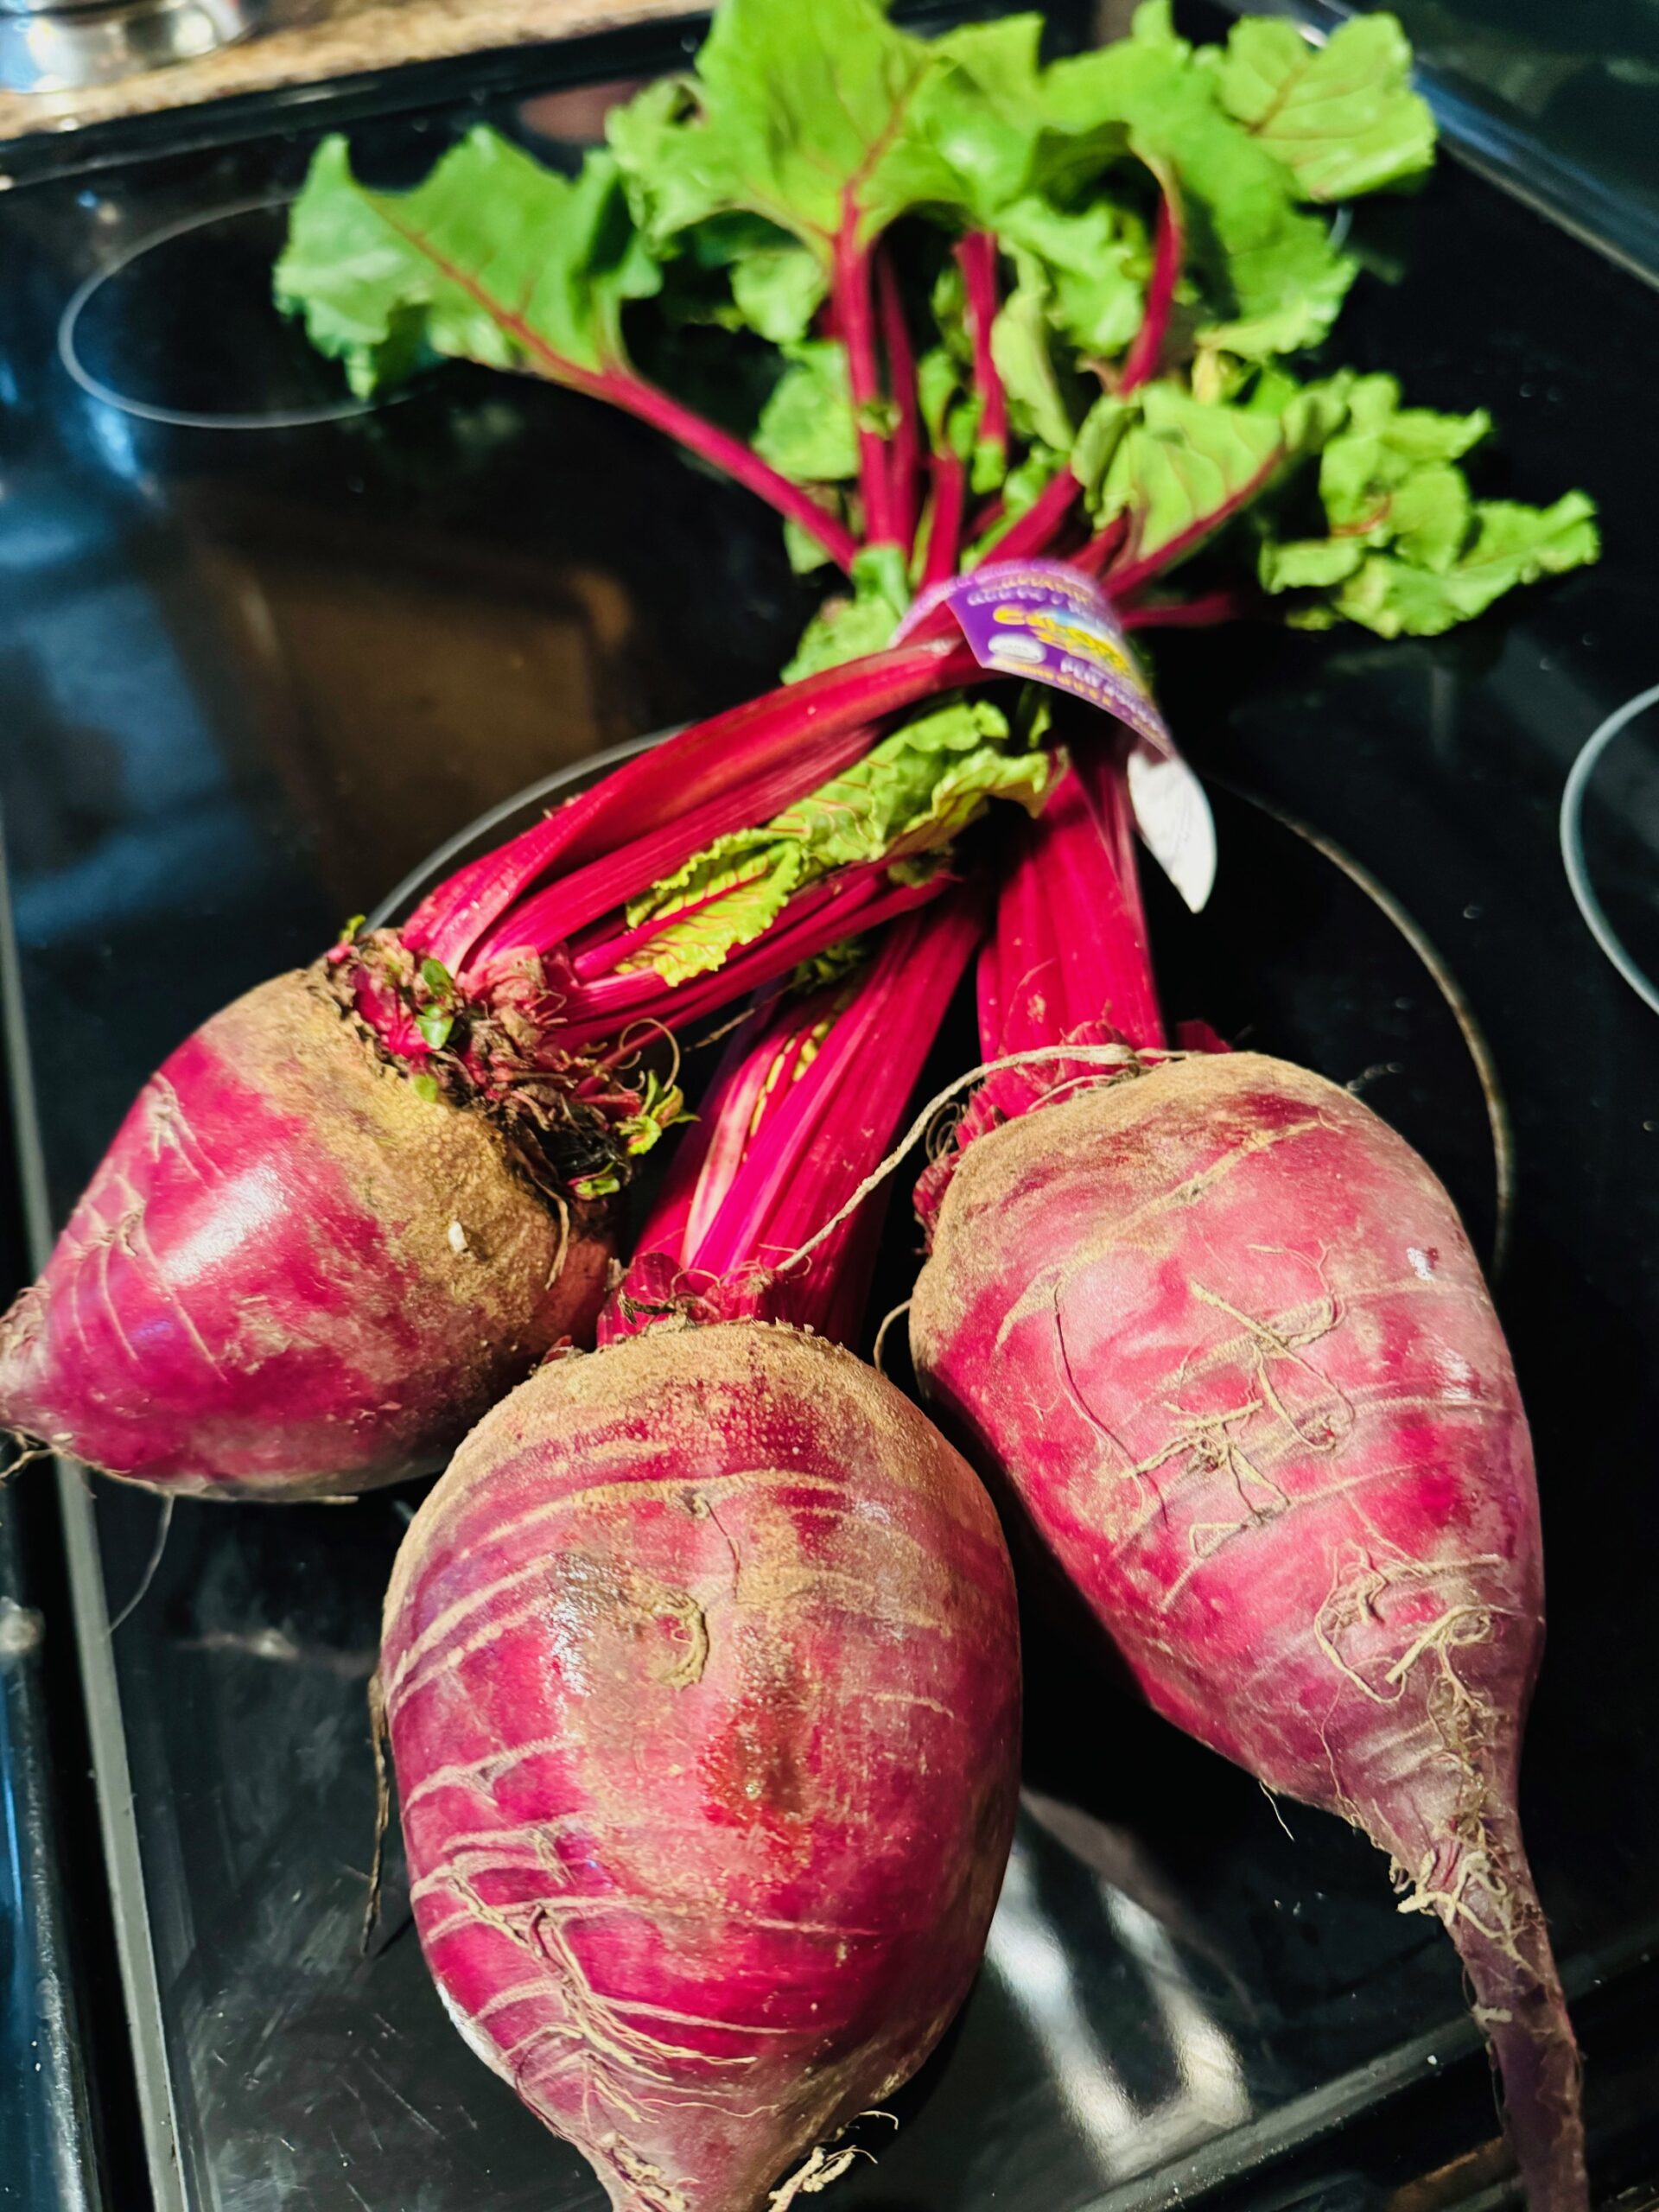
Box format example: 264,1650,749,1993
0,969,612,1498
912,1052,1586,2210
381,1321,1020,2212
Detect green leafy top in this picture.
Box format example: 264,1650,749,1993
1252,373,1599,635
1215,15,1436,204
276,131,660,396
277,0,1597,695
609,0,953,259
607,0,1129,262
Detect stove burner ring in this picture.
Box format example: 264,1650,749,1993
58,194,386,432
1561,680,1659,1020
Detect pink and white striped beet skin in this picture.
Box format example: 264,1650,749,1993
912,1052,1586,2210
381,1321,1020,2212
0,972,612,1497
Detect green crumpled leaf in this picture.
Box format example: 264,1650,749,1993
1313,494,1600,637
1268,366,1359,455
1255,373,1598,634
607,0,957,259
784,543,910,678
917,345,973,459
1317,372,1489,530
1255,372,1484,588
656,213,826,343
907,14,1128,224
609,0,1132,264
1216,15,1436,204
276,131,660,397
994,195,1146,359
991,255,1082,454
1257,536,1365,593
1001,442,1066,520
622,697,1058,985
728,242,827,342
1071,392,1133,502
753,341,859,484
1043,2,1357,363
1090,378,1287,570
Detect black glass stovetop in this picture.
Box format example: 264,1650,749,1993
4,15,1659,2212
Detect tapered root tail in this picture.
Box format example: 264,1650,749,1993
1370,1795,1586,2212
1452,1903,1587,2212
363,1670,391,1956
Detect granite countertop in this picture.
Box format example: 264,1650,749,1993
0,0,695,149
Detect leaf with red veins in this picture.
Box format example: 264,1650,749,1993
607,0,1119,270
278,130,660,397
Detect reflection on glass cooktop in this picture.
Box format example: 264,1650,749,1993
3,24,1659,2212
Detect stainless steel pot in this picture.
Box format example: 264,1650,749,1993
0,0,259,96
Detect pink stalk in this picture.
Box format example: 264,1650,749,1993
402,636,977,970
602,889,982,1344
1074,512,1130,579
1121,588,1247,631
464,720,881,976
968,493,1005,543
551,862,953,1053
1119,178,1184,396
877,249,922,558
976,465,1081,564
598,370,857,571
980,749,1164,1062
835,214,899,547
370,204,856,573
1107,445,1284,601
920,449,969,588
954,232,1007,473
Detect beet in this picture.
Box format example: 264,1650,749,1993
381,1321,1020,2212
1,639,982,1499
913,1043,1585,2206
0,970,610,1497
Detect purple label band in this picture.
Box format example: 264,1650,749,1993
896,558,1174,757
895,558,1215,912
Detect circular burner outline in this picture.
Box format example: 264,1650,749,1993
1560,680,1659,1020
59,194,390,432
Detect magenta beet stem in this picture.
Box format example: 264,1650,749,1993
550,861,956,1053
1108,444,1284,600
920,450,969,588
877,248,922,559
606,887,982,1344
370,201,856,573
1121,588,1248,631
601,370,858,573
835,213,899,548
403,636,978,971
976,467,1082,565
1120,175,1185,396
464,718,882,977
1074,512,1130,580
954,232,1007,470
967,492,1005,544
982,748,1164,1061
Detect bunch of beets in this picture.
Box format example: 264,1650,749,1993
0,4,1599,2207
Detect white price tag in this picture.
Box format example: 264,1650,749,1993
1126,745,1217,914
